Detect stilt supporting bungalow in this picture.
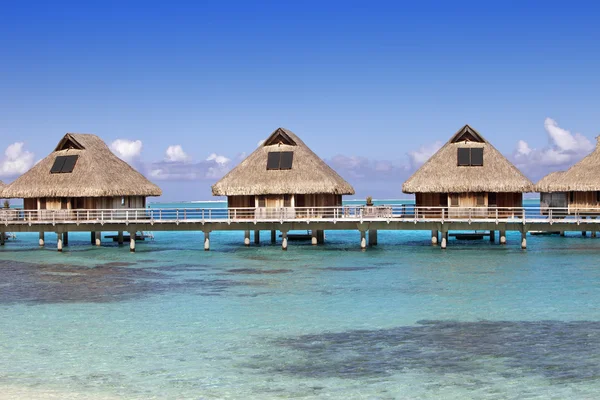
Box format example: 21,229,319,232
281,231,288,251
244,230,250,246
521,231,527,249
204,231,210,251
368,229,378,246
311,230,318,245
57,233,63,252
129,231,136,252
317,230,325,244
118,231,124,245
95,232,101,246
254,230,260,244
490,230,495,243
90,232,95,244
360,231,366,250
500,230,507,244
431,230,439,245
0,233,5,246
63,232,69,246
441,229,448,249
271,230,276,244
39,232,44,246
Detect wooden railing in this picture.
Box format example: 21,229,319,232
1,205,600,225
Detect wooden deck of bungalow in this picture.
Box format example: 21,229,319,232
1,205,599,251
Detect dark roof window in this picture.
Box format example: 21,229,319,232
51,155,79,173
267,151,293,170
457,148,483,166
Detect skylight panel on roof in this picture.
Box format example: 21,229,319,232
267,151,294,170
51,155,79,173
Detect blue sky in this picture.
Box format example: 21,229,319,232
1,1,599,200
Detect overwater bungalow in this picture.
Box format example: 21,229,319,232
212,127,354,245
536,138,600,214
2,133,162,246
403,124,533,219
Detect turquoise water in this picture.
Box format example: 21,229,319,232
1,200,600,399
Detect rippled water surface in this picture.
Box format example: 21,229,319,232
1,205,600,399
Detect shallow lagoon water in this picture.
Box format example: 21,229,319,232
1,205,600,398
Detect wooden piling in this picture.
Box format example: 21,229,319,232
281,232,288,251
489,230,495,242
368,229,378,246
129,232,135,252
244,230,250,246
360,231,366,250
254,230,260,244
63,232,69,246
317,230,325,244
500,230,506,245
57,233,63,252
95,232,101,246
431,230,438,245
271,230,276,244
118,231,124,245
90,231,96,245
521,231,527,249
311,230,318,245
39,232,45,247
204,231,210,251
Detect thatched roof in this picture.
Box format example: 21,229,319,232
536,138,600,192
212,128,355,196
3,133,162,198
403,125,533,193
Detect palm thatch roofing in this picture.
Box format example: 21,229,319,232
536,139,600,192
212,128,355,196
2,133,162,198
403,125,533,193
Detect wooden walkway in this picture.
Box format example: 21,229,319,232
0,205,598,251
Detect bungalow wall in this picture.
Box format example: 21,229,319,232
227,193,343,219
22,196,147,221
415,192,523,218
541,191,600,214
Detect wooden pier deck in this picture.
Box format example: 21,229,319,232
0,205,599,251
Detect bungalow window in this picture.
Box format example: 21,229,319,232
597,191,600,203
121,197,126,206
476,193,485,206
50,155,79,173
258,196,266,207
569,191,574,203
488,192,497,206
267,151,294,170
283,194,292,207
457,148,483,166
450,193,459,206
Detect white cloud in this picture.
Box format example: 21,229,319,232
513,118,595,180
516,140,531,156
0,142,35,178
544,117,593,153
148,152,232,181
165,145,190,162
407,141,442,169
206,153,230,165
110,139,143,162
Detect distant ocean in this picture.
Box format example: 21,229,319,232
2,198,600,399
